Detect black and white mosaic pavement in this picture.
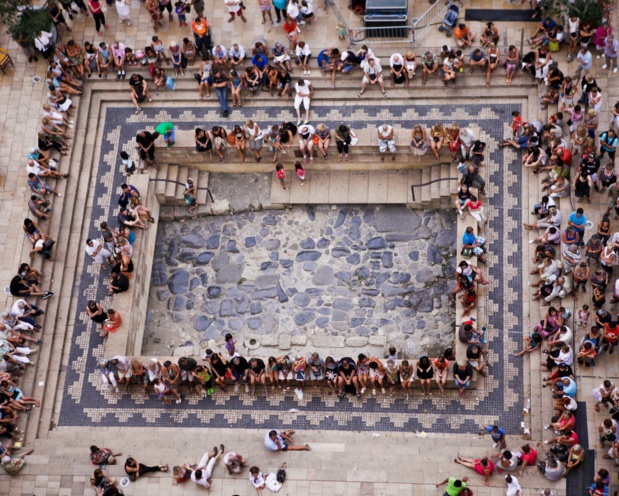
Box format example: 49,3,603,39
60,101,525,433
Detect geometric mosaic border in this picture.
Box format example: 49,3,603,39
59,100,524,433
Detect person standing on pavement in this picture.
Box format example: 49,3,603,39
603,34,619,74
294,79,313,125
574,46,592,81
226,0,247,23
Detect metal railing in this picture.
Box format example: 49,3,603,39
326,0,463,48
410,0,463,45
350,26,416,47
410,177,458,202
149,178,214,204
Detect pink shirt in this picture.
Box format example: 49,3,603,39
111,43,126,60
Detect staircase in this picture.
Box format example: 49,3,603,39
153,164,210,206
269,159,457,208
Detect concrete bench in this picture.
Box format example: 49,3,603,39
114,356,478,392
105,175,160,357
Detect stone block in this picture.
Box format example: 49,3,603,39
261,335,279,347
279,334,292,350
312,336,345,348
345,337,369,347
244,336,261,350
291,335,308,346
369,335,387,347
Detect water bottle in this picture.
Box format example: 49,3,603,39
480,326,487,344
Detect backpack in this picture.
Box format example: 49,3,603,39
166,76,176,90
276,467,286,483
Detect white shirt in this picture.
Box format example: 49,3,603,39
299,125,316,139
27,162,43,176
112,355,131,371
225,0,241,13
229,45,246,59
10,300,28,318
364,61,383,75
296,44,311,57
250,471,265,488
295,82,312,96
390,53,404,67
286,1,299,18
459,128,476,146
378,125,393,139
264,430,285,450
506,475,522,496
213,45,228,58
85,240,102,258
35,32,53,51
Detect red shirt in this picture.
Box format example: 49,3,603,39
557,148,573,167
283,21,297,34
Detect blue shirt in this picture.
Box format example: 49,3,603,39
462,232,476,246
317,50,330,67
542,19,556,31
485,425,504,441
563,378,577,397
252,53,268,69
568,212,586,231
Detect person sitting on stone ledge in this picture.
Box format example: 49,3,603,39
118,208,148,231
337,356,359,397
367,357,386,395
108,272,129,295
228,355,250,393
456,260,490,286
130,359,149,395
110,355,131,390
451,273,474,298
249,357,268,396
460,288,477,317
466,344,488,377
97,359,119,393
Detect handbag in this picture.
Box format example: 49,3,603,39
349,135,359,146
461,246,473,258
548,40,560,52
165,76,176,90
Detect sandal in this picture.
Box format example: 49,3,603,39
357,92,363,97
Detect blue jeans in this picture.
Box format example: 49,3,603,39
455,377,470,389
215,86,228,113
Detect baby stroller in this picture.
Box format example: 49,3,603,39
438,3,460,37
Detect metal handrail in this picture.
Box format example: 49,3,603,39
148,178,214,204
410,177,458,202
411,0,463,45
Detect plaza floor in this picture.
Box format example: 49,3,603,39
0,0,614,493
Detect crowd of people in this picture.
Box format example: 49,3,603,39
94,339,470,400
89,437,297,494
7,0,619,490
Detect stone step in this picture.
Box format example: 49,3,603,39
175,164,189,198
197,170,211,206
439,163,451,200
154,163,169,201
407,168,422,207
420,166,432,205
430,164,441,203
164,164,179,200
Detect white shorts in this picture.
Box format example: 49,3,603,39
378,139,396,153
294,95,310,110
180,369,194,381
369,368,384,379
279,370,293,380
275,54,290,63
117,369,132,380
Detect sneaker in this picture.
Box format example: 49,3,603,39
360,387,366,394
42,291,53,300
597,55,602,59
298,20,306,25
175,399,182,404
114,387,120,393
234,384,239,393
381,388,386,394
244,384,249,393
603,64,608,69
615,68,618,74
